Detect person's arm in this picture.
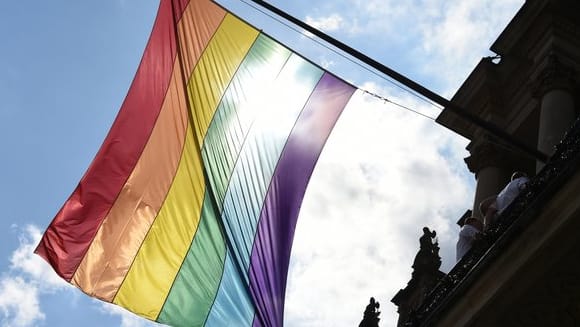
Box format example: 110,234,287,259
483,204,497,231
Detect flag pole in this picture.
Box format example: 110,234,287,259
244,0,549,163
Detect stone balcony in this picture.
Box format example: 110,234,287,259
400,116,580,326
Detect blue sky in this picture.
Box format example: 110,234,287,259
0,1,523,326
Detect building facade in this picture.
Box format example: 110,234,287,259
392,0,580,325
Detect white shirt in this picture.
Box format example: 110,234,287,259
456,224,480,261
495,177,529,214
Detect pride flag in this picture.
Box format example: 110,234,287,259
36,0,356,326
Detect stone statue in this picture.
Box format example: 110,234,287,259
412,227,441,276
391,227,446,327
359,297,381,327
419,227,436,251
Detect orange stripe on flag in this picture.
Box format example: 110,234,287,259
70,0,227,300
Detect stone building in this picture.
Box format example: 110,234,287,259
392,0,580,325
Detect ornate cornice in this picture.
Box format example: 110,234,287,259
464,140,512,176
532,53,577,97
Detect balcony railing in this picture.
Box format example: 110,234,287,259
404,117,580,326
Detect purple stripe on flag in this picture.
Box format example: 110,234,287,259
248,73,355,327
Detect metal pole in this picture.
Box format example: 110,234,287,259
246,0,549,163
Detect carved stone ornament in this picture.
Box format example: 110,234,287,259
464,140,511,175
532,53,577,97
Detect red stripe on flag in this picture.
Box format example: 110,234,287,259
35,0,188,281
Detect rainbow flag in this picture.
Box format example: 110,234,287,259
36,0,355,326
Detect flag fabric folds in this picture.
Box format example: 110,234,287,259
35,0,356,326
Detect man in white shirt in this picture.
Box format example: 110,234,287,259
479,171,530,231
456,217,483,262
495,172,529,214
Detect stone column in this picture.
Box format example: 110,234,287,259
535,54,577,171
464,141,512,219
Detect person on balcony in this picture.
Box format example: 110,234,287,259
495,171,529,214
456,216,483,262
479,171,530,231
480,196,497,232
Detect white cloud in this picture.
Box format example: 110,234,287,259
1,225,160,327
415,0,524,92
0,225,63,327
298,0,523,93
302,12,362,38
0,277,44,327
305,14,344,32
285,85,474,326
319,57,336,70
298,0,414,40
9,225,68,291
98,302,162,327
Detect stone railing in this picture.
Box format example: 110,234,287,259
404,116,580,326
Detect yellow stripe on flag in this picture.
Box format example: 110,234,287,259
188,14,259,147
113,15,259,319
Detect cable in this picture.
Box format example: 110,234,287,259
223,0,439,121
228,0,549,163
236,0,444,111
360,89,437,121
236,0,439,120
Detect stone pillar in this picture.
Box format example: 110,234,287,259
535,54,577,171
464,141,512,219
